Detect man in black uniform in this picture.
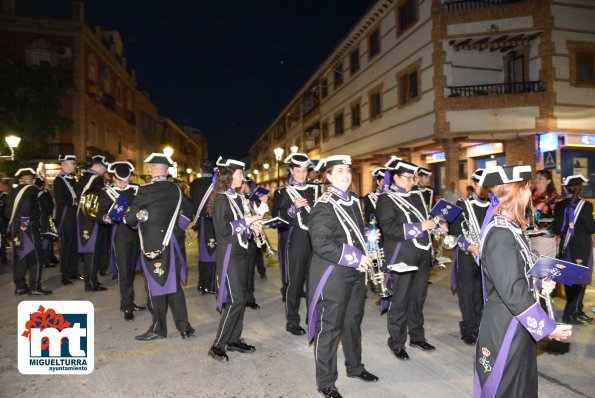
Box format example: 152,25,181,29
0,190,10,265
271,180,289,301
35,175,56,268
413,167,434,213
449,168,488,345
54,154,79,285
124,153,196,340
278,153,321,336
189,159,217,294
376,158,437,360
5,168,52,295
97,161,145,321
76,155,109,291
364,167,387,225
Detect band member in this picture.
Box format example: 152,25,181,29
0,190,8,265
35,175,56,268
553,174,595,325
5,168,51,295
364,167,387,224
124,153,196,340
208,157,263,362
376,158,437,360
189,159,217,294
474,165,571,397
97,161,145,321
53,154,79,285
278,153,321,336
271,180,289,301
308,155,378,398
449,169,489,345
76,155,109,291
413,167,434,213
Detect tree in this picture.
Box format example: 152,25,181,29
0,47,72,175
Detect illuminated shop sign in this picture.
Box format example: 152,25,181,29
538,132,558,152
466,143,503,158
565,134,595,147
425,152,446,163
581,135,595,145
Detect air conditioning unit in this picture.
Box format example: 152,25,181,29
55,47,72,57
100,67,111,80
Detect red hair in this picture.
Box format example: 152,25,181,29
491,180,531,229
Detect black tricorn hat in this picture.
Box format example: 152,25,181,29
14,168,37,178
58,154,76,162
284,153,310,168
470,168,484,183
314,155,351,172
417,167,432,177
144,153,174,166
216,156,245,170
91,155,109,167
478,165,531,187
371,167,388,179
108,161,135,181
562,174,588,187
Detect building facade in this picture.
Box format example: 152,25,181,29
250,0,595,198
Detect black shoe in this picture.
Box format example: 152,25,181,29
409,340,436,351
70,274,84,280
462,335,477,346
15,287,30,296
286,323,306,336
61,278,73,285
318,386,342,398
181,327,196,339
132,304,146,311
227,340,255,353
124,310,134,321
389,346,409,360
85,285,107,291
348,370,379,382
563,315,587,325
260,273,267,279
44,263,57,268
577,314,593,322
29,287,53,296
208,345,229,362
135,330,166,341
245,302,260,310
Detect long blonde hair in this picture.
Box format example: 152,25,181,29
491,180,531,229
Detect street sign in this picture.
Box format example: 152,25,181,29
544,150,557,170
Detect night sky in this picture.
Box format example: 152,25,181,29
85,1,374,160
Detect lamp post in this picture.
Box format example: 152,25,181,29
274,147,284,187
1,135,21,161
290,145,299,154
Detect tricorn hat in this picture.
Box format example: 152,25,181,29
314,155,351,172
478,165,531,187
108,161,135,181
144,153,174,167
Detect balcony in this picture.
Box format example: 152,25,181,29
448,80,544,97
443,0,538,12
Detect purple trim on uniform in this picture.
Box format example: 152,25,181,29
284,226,294,284
390,184,407,193
389,242,402,265
383,173,391,192
199,216,217,262
338,244,363,268
178,214,191,230
479,193,499,241
171,235,187,284
287,204,298,218
381,242,403,313
41,238,49,250
327,185,350,200
110,224,118,276
135,254,142,272
457,234,471,252
561,203,576,236
216,244,233,311
403,222,423,240
308,265,335,342
15,230,34,261
577,249,593,285
229,218,247,236
473,370,481,398
475,318,519,398
142,236,186,297
516,302,556,341
20,216,30,229
77,222,98,253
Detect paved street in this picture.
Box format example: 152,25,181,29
0,231,593,398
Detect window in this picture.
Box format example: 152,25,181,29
350,47,360,75
334,112,344,136
369,90,382,119
351,102,361,128
368,28,381,59
322,121,330,142
321,78,328,98
576,52,595,84
398,63,420,106
459,160,468,180
333,63,343,89
505,52,525,84
31,49,52,66
397,0,417,35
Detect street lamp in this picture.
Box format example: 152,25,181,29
290,145,299,154
274,147,284,187
1,135,21,161
263,163,269,170
163,146,174,158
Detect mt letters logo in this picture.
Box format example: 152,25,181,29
18,301,94,374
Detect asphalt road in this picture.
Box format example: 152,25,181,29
0,231,593,398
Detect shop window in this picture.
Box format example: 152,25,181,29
397,0,417,36
350,47,360,75
368,28,381,60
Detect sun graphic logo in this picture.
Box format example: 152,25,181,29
18,301,94,375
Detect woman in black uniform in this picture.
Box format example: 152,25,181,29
307,155,378,398
553,174,595,325
474,165,571,398
207,157,262,362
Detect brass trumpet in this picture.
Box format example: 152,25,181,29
366,217,392,298
242,197,277,258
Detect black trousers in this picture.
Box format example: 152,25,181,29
312,265,366,390
245,242,257,304
278,228,289,292
83,252,100,289
387,251,432,349
95,224,111,274
563,284,587,319
114,232,140,311
198,261,216,292
285,227,311,326
13,229,43,290
146,263,191,336
213,250,248,349
59,208,79,279
455,249,483,338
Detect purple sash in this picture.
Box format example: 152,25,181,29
308,265,335,342
380,242,402,313
77,222,98,253
14,230,34,261
199,216,216,262
141,235,187,297
216,244,233,311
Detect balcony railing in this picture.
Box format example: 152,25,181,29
443,0,537,12
448,81,545,97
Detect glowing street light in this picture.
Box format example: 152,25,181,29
1,135,21,161
274,147,284,187
163,146,174,158
290,145,299,153
263,163,269,170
